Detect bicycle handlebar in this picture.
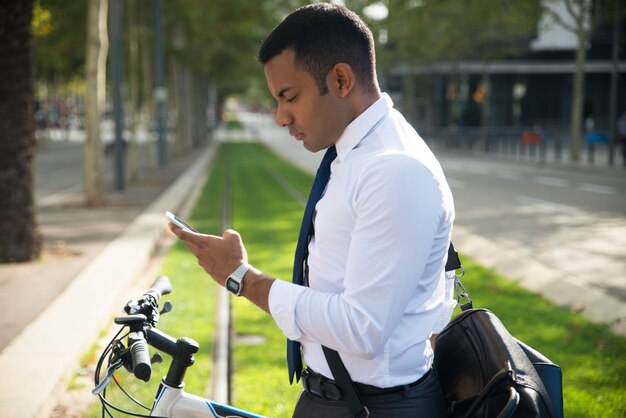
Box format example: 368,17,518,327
115,276,173,382
107,276,201,388
98,275,248,416
145,274,172,300
129,332,152,381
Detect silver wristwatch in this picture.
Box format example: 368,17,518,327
225,263,250,296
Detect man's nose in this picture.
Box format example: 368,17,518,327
274,104,293,127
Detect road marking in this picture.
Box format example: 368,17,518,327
533,176,569,188
463,165,491,175
515,195,580,214
495,170,523,181
577,183,615,195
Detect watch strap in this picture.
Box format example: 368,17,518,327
226,263,250,296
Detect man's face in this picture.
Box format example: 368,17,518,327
264,48,346,152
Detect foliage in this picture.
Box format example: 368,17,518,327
32,0,86,81
379,0,542,68
163,0,309,102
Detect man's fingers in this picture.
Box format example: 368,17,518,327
168,222,188,238
168,222,221,245
168,222,204,242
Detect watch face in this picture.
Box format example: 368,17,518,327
226,277,240,294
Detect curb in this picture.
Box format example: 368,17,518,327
0,141,218,418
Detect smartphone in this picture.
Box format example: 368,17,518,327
165,211,197,232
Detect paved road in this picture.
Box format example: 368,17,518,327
440,153,626,301
239,111,626,335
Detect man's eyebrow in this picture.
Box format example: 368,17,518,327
277,87,293,98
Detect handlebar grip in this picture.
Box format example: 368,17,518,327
129,333,152,382
145,275,172,300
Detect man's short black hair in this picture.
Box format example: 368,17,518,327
258,3,377,95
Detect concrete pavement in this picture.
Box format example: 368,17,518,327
0,139,218,418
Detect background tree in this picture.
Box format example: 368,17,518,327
164,0,311,117
378,0,540,67
84,0,108,205
541,0,612,162
377,0,541,132
32,0,86,82
0,0,41,262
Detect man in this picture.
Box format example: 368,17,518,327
170,4,454,417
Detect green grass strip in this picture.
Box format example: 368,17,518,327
86,147,227,416
90,141,626,418
228,142,310,416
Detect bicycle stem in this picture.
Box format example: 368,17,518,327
146,328,199,388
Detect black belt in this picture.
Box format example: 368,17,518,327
302,368,432,401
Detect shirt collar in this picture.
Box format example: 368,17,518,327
335,93,393,162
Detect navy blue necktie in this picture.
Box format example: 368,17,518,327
288,145,337,384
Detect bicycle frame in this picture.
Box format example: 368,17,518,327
151,382,264,418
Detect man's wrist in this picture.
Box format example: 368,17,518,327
239,266,275,313
225,263,250,296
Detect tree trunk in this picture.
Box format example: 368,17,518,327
84,0,108,205
569,30,586,163
0,0,42,262
127,0,140,182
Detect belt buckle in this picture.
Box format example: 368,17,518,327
302,369,313,393
320,378,341,401
302,369,342,401
302,369,325,399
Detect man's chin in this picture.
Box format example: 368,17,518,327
302,141,316,152
302,141,327,153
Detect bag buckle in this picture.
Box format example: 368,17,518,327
454,275,473,310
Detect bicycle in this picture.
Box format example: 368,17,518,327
93,275,266,418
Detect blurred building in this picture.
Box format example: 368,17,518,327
390,1,625,139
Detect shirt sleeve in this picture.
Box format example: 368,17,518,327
270,153,450,357
268,279,308,341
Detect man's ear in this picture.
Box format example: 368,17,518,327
327,63,355,98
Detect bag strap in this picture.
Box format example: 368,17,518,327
446,242,462,272
446,242,473,311
322,346,369,418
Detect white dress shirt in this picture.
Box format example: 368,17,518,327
269,93,455,388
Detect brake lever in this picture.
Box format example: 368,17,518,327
92,357,124,395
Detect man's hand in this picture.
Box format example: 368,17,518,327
168,223,275,313
168,223,247,287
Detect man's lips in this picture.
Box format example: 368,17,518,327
290,131,305,141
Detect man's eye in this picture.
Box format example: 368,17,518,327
286,95,296,103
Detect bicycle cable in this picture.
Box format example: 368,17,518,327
94,326,168,418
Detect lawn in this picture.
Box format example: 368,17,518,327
88,141,626,418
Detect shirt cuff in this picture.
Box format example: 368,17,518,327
268,279,308,341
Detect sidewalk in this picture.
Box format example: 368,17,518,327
0,139,218,418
